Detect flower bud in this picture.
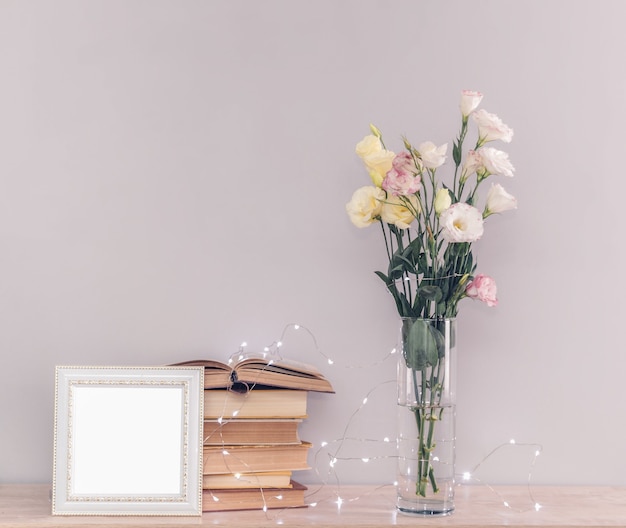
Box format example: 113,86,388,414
369,123,382,138
434,188,452,215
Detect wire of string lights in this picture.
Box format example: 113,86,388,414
207,323,543,517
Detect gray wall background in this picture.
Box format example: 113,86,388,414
1,0,625,486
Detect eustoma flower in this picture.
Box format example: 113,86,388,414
418,142,448,169
484,183,517,217
345,186,385,228
355,134,382,159
465,274,498,307
439,203,484,243
382,152,421,196
460,149,484,183
472,109,514,145
381,194,418,229
478,147,515,178
460,90,483,117
355,134,395,187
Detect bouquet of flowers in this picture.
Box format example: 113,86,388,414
346,90,516,319
345,91,516,499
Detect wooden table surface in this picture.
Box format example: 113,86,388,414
1,484,625,528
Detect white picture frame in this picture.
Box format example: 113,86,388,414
52,366,204,516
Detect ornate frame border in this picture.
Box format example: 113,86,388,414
52,366,204,516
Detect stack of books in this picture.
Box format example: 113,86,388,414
174,355,334,512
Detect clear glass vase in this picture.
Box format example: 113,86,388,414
396,317,456,516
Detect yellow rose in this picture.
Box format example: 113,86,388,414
381,195,418,229
346,186,385,228
434,188,452,215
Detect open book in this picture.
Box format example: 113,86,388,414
172,355,334,393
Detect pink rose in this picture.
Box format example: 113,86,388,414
465,274,498,307
382,152,421,196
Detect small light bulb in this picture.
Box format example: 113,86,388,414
362,397,368,405
327,358,334,365
294,324,300,330
463,472,471,481
509,439,516,444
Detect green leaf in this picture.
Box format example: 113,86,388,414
374,271,390,285
389,264,405,280
396,254,417,275
430,323,446,359
452,140,461,166
403,319,439,370
416,253,428,274
418,285,443,302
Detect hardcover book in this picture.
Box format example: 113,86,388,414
202,480,307,512
204,388,309,419
202,471,292,489
203,442,312,475
204,418,301,445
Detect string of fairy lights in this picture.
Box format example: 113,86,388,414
204,322,543,516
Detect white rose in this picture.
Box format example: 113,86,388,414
472,108,513,144
484,183,517,217
346,186,385,228
380,195,418,230
434,188,452,215
439,202,484,243
355,135,383,160
478,147,515,178
460,90,483,117
418,142,448,169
